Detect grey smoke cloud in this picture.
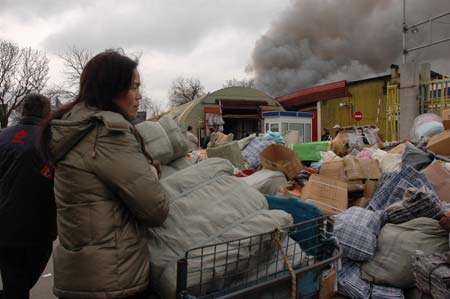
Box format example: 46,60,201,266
250,0,450,97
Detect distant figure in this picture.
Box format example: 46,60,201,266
202,127,215,149
186,125,199,151
333,124,341,137
0,93,56,299
321,128,332,141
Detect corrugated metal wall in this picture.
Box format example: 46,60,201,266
321,79,388,139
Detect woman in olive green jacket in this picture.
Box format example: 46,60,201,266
41,50,169,299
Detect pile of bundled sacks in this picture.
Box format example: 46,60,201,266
136,115,450,299
135,121,311,299
305,114,450,298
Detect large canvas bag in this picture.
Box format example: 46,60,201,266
361,217,448,288
148,158,294,299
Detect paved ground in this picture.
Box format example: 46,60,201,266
28,255,348,299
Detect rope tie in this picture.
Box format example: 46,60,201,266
274,228,296,299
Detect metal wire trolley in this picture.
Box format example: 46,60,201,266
176,216,342,299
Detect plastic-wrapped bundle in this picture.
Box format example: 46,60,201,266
410,113,444,142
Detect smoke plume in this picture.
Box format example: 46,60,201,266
250,0,450,97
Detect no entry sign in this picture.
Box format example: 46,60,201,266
354,111,363,122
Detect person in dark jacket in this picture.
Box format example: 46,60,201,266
202,127,215,149
0,93,56,299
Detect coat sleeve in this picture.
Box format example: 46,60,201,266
87,129,169,227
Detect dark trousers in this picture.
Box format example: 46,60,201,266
0,244,52,299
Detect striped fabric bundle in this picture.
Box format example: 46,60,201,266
368,166,435,211
334,207,384,261
337,261,404,299
385,186,443,224
412,252,450,299
242,137,275,170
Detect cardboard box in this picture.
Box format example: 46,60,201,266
347,180,365,192
423,161,450,202
260,144,303,180
442,108,450,129
364,179,378,199
320,160,345,180
343,156,364,180
426,130,450,156
359,159,382,179
442,108,450,120
443,120,450,130
321,269,337,299
301,174,348,215
388,142,407,154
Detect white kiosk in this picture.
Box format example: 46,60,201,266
263,111,314,143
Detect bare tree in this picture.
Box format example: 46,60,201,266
169,77,205,107
223,78,255,88
44,84,76,107
0,40,49,128
139,96,164,119
58,46,92,89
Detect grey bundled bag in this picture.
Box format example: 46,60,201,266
361,217,449,288
385,186,443,224
158,116,189,159
207,141,245,170
136,116,189,164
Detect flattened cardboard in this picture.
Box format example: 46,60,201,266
426,130,450,156
321,269,337,299
302,174,348,215
423,161,450,202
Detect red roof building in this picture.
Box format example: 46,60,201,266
277,80,351,108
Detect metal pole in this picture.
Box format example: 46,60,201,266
402,0,407,64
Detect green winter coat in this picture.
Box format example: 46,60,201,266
50,103,169,298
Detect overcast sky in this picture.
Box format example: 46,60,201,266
1,0,449,109
0,0,290,108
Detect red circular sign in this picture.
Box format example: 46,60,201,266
354,111,363,122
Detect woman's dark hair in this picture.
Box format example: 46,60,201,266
40,49,138,163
